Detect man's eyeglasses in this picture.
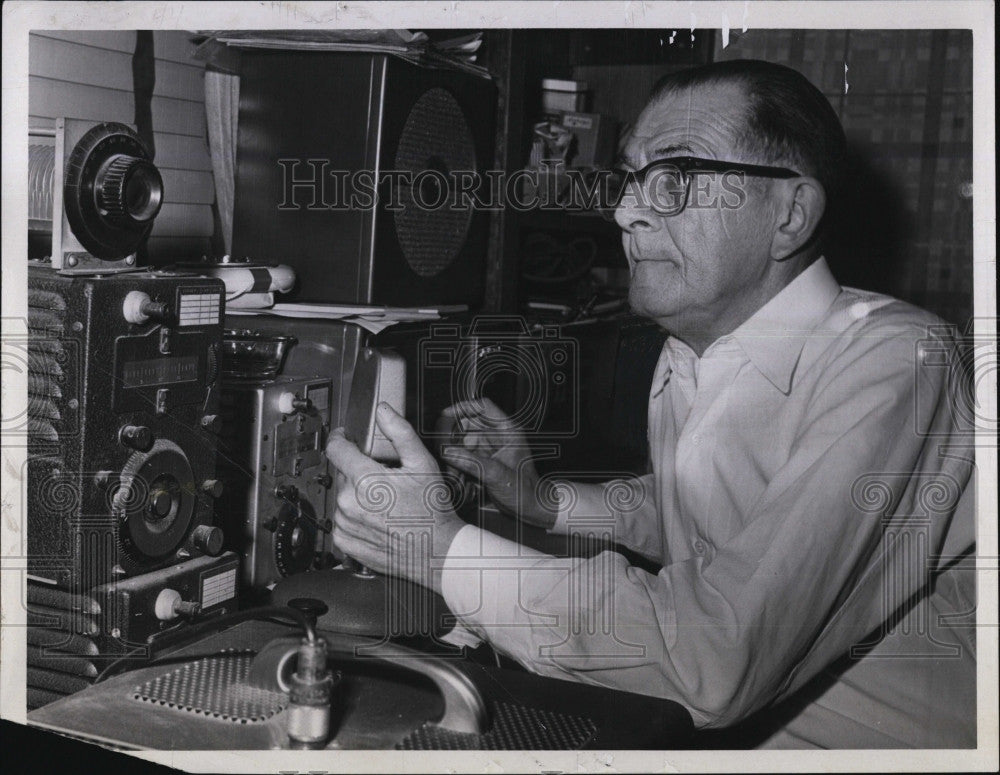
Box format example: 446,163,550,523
597,156,802,220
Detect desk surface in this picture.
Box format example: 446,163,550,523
29,619,693,750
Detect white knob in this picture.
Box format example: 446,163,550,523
122,290,152,324
277,391,297,415
154,588,182,621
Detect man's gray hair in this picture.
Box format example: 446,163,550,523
650,59,847,203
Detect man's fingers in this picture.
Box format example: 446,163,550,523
441,399,487,418
332,524,374,561
441,398,514,430
439,446,480,477
374,403,435,470
442,447,510,485
463,430,492,450
325,427,382,480
332,506,382,547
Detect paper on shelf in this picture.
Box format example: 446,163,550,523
227,303,468,335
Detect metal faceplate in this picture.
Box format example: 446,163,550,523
218,377,333,590
272,413,325,477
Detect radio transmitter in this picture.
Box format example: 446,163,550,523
27,268,227,588
217,370,335,591
25,119,237,708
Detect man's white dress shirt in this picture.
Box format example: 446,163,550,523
439,258,976,747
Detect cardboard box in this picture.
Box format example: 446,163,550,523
561,112,618,169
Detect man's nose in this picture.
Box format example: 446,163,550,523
613,187,661,233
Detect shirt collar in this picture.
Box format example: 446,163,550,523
730,257,842,394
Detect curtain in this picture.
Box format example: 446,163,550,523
204,69,240,254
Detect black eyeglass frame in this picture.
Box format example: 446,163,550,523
601,156,803,218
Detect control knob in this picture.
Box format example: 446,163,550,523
313,473,333,489
201,479,224,498
274,484,299,502
278,392,313,415
122,291,172,325
153,588,201,621
191,524,224,555
200,414,222,433
119,424,153,452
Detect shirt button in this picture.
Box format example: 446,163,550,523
691,434,700,444
694,539,706,554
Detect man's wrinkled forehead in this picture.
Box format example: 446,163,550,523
623,81,750,164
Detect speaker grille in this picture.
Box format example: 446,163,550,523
132,651,288,723
392,88,477,278
396,701,597,750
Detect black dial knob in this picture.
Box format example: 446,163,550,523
147,488,173,519
119,425,153,452
63,123,161,260
274,501,318,577
191,525,224,555
97,154,164,226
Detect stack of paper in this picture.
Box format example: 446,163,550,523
194,29,490,79
228,303,469,334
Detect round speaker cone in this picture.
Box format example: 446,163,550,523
392,88,477,278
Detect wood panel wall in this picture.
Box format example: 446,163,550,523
28,30,215,261
717,29,974,328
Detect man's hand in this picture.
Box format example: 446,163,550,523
325,403,466,594
439,398,558,529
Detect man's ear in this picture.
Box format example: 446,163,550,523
770,177,826,261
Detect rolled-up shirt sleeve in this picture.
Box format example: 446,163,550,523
440,321,972,728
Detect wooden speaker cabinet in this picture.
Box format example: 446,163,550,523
233,52,497,307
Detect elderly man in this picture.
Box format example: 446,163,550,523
326,59,975,748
